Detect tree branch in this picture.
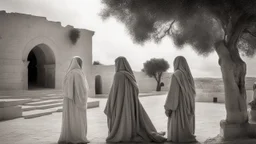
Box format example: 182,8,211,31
243,29,256,38
153,74,158,82
164,20,175,36
154,20,175,41
227,13,251,56
225,10,243,45
156,72,160,82
158,72,163,82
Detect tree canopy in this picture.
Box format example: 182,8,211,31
142,58,169,77
101,0,256,57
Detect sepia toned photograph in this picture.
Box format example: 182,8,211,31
0,0,256,144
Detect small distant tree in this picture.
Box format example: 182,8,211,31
93,61,102,65
142,58,169,91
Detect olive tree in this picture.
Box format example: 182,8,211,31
142,58,169,91
100,0,256,124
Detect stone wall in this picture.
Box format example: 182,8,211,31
0,11,94,96
92,65,172,94
194,77,256,103
92,65,115,95
92,64,256,103
134,71,171,93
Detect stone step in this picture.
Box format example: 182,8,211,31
56,100,100,112
0,90,101,120
22,103,63,111
0,99,32,108
23,100,100,119
40,96,63,100
0,94,63,99
88,101,100,109
24,99,63,106
23,109,55,119
0,90,62,95
0,106,22,121
23,105,64,119
22,106,37,111
0,91,63,98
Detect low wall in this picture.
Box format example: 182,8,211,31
92,65,256,103
92,65,172,94
195,89,253,103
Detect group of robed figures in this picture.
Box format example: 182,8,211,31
58,55,197,144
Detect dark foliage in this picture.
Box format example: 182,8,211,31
101,0,256,57
69,28,80,45
143,58,169,77
93,61,102,65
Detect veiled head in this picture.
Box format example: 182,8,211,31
75,57,83,68
115,56,133,74
173,56,195,94
173,56,190,72
67,56,83,72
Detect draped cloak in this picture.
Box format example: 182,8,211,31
104,57,166,143
58,57,89,144
164,56,196,143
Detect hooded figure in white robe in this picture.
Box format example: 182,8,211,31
104,56,166,143
58,56,89,144
164,56,197,143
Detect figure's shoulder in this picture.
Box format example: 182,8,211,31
114,72,125,79
68,69,83,78
69,69,79,74
173,70,182,77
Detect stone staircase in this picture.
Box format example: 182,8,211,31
0,89,100,120
22,98,62,119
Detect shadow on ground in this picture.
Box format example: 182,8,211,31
51,142,201,144
105,142,201,144
204,135,256,144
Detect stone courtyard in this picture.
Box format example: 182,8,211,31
0,94,227,144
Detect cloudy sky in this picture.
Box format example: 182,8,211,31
0,0,256,78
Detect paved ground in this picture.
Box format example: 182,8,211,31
0,95,226,144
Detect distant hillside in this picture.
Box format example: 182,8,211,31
195,77,256,91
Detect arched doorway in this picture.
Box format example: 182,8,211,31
95,75,102,94
27,44,55,89
27,50,38,87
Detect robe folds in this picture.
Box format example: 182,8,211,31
104,71,166,143
58,68,89,144
165,71,196,143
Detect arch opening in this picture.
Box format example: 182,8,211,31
95,75,102,94
27,44,56,90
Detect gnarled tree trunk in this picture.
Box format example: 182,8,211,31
215,41,248,124
214,12,252,124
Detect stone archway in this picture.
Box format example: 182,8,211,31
26,44,56,89
95,75,103,94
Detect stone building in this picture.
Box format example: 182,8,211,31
0,11,94,96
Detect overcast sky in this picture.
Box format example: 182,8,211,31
0,0,256,78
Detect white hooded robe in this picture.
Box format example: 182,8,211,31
58,57,89,144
